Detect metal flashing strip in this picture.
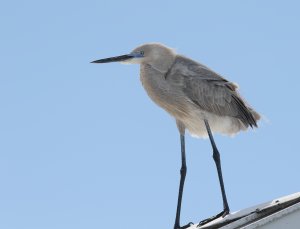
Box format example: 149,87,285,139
195,192,300,229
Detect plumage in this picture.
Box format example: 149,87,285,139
139,52,260,137
170,56,260,126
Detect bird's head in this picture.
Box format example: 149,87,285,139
91,43,176,73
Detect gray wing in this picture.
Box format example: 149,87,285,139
167,55,258,127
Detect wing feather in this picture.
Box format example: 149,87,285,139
168,55,259,127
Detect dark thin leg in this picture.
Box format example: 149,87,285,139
174,134,193,229
198,120,230,226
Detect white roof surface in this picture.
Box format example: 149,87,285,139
191,192,300,229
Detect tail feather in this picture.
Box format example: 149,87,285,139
231,94,260,128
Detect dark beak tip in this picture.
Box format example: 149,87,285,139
90,60,101,64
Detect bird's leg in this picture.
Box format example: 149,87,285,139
174,134,193,229
204,119,230,214
198,120,230,227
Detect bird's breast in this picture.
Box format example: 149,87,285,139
140,64,190,119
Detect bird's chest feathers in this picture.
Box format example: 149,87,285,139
140,65,171,102
139,64,189,120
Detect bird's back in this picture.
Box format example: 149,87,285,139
140,55,260,137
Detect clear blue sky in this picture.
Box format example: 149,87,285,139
1,1,300,229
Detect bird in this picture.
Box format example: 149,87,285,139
91,43,260,229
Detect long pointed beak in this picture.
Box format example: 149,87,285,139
91,54,134,64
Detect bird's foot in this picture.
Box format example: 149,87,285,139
174,222,194,229
197,209,229,227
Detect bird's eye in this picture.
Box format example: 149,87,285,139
140,51,144,55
